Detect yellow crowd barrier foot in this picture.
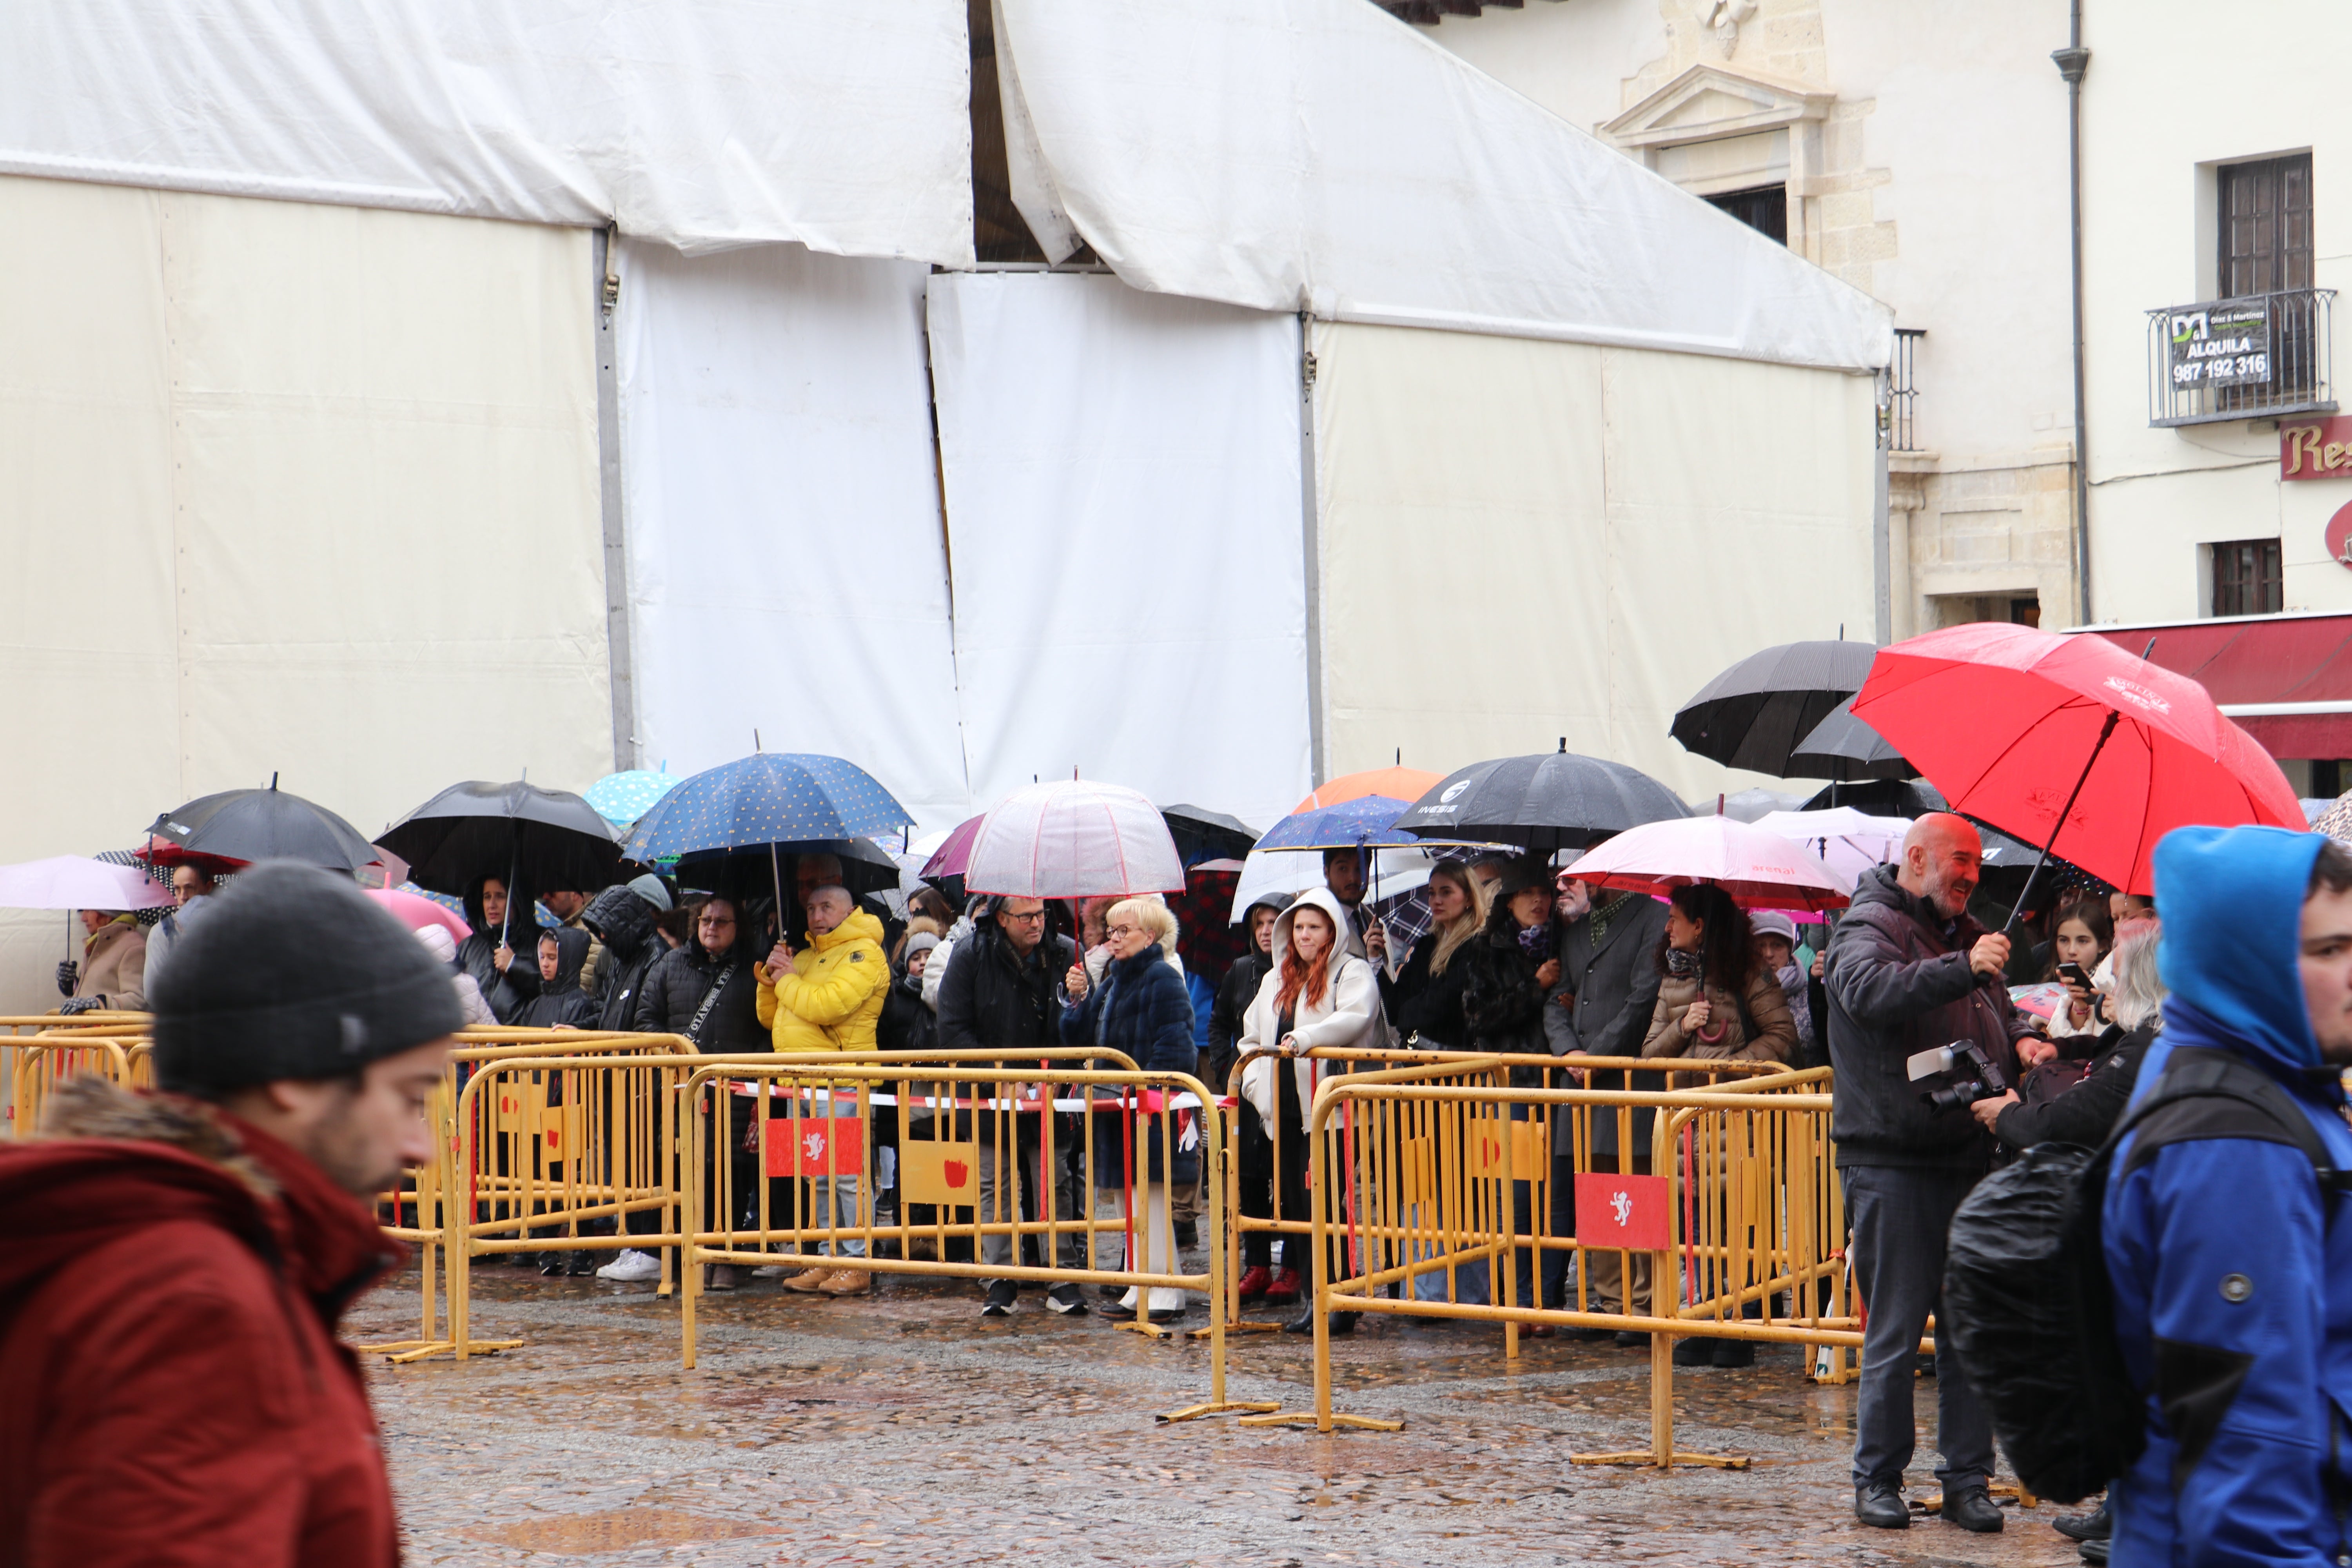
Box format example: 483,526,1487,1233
1191,1318,1283,1337
358,1338,526,1364
1234,1409,1406,1433
1155,1399,1283,1425
1569,1450,1750,1470
1114,1319,1174,1341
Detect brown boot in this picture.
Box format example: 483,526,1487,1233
818,1268,869,1296
781,1266,832,1293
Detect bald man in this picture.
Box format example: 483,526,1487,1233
1824,812,2036,1535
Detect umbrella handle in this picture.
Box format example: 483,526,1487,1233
2004,709,2122,936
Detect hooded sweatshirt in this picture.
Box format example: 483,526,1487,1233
580,882,662,1033
2102,825,2352,1567
514,927,596,1030
1237,888,1384,1132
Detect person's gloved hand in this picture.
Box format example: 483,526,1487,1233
55,960,78,997
58,997,102,1016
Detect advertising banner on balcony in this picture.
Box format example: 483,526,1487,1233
2167,299,2273,389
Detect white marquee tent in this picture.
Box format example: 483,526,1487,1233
0,0,1887,1006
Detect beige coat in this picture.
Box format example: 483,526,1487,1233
1641,961,1795,1066
75,919,149,1012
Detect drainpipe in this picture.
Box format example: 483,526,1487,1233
2054,10,2092,625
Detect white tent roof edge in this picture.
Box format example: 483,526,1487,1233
995,0,1892,374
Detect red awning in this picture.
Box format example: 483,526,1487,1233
2079,613,2352,759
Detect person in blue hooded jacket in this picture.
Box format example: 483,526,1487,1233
2103,825,2352,1566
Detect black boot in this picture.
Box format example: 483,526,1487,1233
2078,1539,2110,1565
1941,1485,2004,1534
1853,1480,1909,1530
1671,1336,1717,1367
1282,1307,1357,1336
2054,1500,2111,1542
1710,1338,1755,1368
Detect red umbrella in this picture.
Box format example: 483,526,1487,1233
1850,623,2303,900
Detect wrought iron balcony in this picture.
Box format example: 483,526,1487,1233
2148,288,2335,427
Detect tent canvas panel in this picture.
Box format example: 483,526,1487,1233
1313,319,1877,797
926,271,1312,830
615,239,971,835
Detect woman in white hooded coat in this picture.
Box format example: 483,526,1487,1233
1237,887,1385,1334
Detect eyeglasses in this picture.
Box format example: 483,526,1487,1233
698,915,736,929
1000,909,1046,924
1107,924,1140,938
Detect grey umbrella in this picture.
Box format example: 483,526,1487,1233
1670,638,1878,776
1392,743,1688,853
1786,698,1918,783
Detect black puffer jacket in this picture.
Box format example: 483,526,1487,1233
936,905,1075,1066
632,936,766,1052
1825,863,2036,1171
581,883,664,1033
456,874,541,1024
1992,1020,2158,1154
1381,935,1474,1049
1207,949,1273,1094
1458,910,1551,1056
514,928,596,1030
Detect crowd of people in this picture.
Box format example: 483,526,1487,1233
24,809,2352,1568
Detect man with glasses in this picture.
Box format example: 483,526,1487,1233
936,895,1085,1317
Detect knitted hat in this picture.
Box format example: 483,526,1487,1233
904,931,942,960
1749,911,1799,944
151,861,464,1093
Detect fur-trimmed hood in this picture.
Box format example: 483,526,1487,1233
0,1077,397,1321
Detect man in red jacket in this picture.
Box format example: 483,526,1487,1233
0,860,461,1568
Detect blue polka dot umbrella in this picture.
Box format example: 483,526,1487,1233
622,754,915,866
585,767,684,828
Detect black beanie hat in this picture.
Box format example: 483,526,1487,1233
151,861,465,1093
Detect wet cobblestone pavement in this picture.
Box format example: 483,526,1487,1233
352,1259,2083,1566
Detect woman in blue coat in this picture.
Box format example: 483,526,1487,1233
1063,897,1199,1322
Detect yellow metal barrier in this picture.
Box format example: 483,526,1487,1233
4,1030,135,1135
668,1056,1276,1425
1238,1067,1859,1468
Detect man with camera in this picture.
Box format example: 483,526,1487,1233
1826,813,2036,1532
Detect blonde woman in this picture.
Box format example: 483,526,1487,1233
1063,897,1197,1321
1238,889,1386,1333
1378,861,1488,1050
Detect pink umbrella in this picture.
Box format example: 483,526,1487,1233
964,781,1184,897
918,812,987,883
1568,815,1850,913
0,856,175,911
366,887,473,943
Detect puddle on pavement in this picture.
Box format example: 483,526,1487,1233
463,1508,782,1554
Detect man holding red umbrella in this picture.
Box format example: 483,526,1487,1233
1825,813,2038,1534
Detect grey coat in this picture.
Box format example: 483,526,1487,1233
1543,892,1670,1160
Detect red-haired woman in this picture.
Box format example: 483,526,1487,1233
1238,887,1385,1333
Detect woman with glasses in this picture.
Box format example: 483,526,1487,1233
1063,899,1199,1322
631,893,769,1290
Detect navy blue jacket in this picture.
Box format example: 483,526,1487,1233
2104,825,2352,1565
1060,946,1197,1075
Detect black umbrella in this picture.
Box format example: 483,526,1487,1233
671,837,902,900
1392,745,1688,853
1670,639,1878,775
147,778,381,871
1786,698,1918,783
1796,777,1946,817
1161,803,1260,866
379,780,622,904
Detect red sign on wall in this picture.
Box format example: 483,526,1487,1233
1574,1172,1672,1251
2282,416,2352,479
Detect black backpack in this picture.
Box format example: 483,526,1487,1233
1940,1046,2348,1502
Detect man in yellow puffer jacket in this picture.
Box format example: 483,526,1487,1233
756,888,889,1051
754,886,888,1298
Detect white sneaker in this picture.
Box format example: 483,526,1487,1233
595,1249,662,1282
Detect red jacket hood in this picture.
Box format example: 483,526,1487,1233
0,1079,401,1325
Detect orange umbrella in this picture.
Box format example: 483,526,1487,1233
1292,766,1443,815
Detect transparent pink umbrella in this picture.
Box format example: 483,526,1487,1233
963,781,1183,898
0,855,176,969
1568,814,1851,913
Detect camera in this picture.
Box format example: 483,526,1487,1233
1905,1040,2011,1115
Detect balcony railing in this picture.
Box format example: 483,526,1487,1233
2147,288,2335,427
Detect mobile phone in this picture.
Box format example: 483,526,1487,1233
2058,962,2093,988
